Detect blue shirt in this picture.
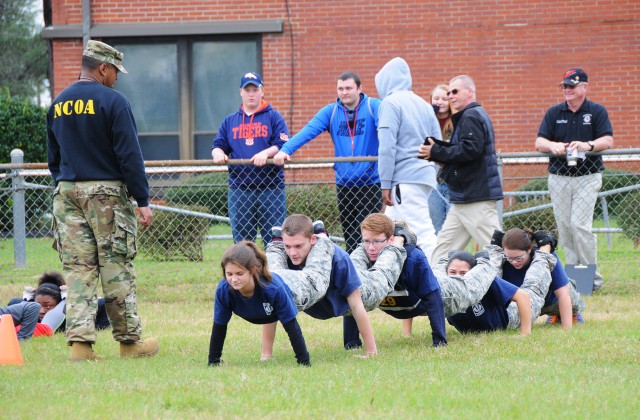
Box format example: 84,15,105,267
447,278,518,333
213,273,298,325
212,102,289,189
280,94,381,187
502,250,569,308
378,245,442,319
289,244,362,319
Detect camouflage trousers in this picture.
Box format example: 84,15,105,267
540,278,586,317
349,244,407,312
432,248,500,318
52,181,142,344
505,249,556,330
266,235,334,310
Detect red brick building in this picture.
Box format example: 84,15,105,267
43,0,638,161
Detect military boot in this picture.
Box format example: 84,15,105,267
120,338,159,358
70,342,103,362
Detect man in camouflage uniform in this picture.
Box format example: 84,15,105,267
345,214,447,349
266,232,335,311
264,214,378,357
47,40,158,361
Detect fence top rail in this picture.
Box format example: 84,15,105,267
2,148,640,170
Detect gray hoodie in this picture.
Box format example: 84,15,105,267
375,57,439,190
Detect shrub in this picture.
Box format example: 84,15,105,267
0,89,48,163
616,191,640,248
164,172,229,218
286,183,342,236
138,204,211,261
503,199,557,235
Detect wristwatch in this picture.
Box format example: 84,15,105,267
587,141,595,151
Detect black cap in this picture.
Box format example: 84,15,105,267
560,67,588,86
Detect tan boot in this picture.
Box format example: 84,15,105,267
70,342,103,362
120,338,159,358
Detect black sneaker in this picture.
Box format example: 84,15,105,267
271,226,283,242
490,229,504,247
312,220,328,236
394,221,417,246
532,230,557,253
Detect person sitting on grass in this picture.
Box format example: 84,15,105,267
344,213,447,348
264,214,378,358
208,241,310,366
7,272,110,335
1,301,41,340
493,228,585,329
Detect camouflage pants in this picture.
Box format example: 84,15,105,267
540,278,586,317
505,250,556,330
52,181,142,344
432,248,500,318
266,235,334,310
349,244,407,312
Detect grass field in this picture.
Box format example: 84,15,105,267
1,238,639,419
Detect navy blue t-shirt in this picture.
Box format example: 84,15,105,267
447,278,518,333
502,250,569,308
378,245,441,319
289,244,362,320
213,272,298,325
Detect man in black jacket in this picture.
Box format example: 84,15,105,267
419,75,503,262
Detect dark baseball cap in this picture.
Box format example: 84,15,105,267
240,72,263,88
83,40,127,73
560,67,588,86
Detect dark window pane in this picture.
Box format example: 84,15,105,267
194,134,215,160
111,43,179,133
139,135,179,160
192,40,259,132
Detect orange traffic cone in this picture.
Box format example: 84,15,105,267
0,313,24,365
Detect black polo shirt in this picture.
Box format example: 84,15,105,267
537,99,613,176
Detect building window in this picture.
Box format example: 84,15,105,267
110,36,260,160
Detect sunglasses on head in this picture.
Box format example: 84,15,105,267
446,89,459,96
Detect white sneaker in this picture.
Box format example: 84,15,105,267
22,286,36,301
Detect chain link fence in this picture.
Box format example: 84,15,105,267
2,150,639,280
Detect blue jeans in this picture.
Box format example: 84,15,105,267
428,182,451,234
228,186,287,246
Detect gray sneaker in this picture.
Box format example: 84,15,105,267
271,226,283,242
394,221,417,246
312,220,328,236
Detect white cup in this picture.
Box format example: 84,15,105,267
566,147,578,166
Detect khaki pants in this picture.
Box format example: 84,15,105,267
432,200,501,263
548,172,603,288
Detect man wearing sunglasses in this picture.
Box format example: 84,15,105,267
534,68,614,292
419,75,503,263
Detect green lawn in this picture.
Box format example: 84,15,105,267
1,238,639,419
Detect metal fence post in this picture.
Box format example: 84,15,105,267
11,149,27,268
496,153,504,226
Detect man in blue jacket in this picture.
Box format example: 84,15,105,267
420,75,503,262
273,72,382,253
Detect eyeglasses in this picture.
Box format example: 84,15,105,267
561,83,585,90
446,89,459,96
362,238,389,247
505,254,527,263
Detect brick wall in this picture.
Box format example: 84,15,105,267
50,0,639,158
